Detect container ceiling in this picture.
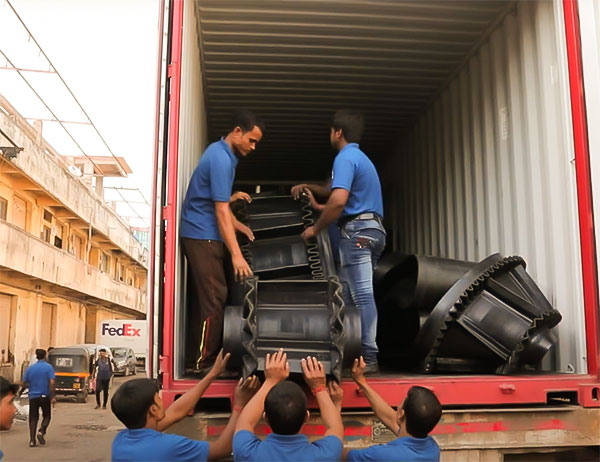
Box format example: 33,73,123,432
195,0,512,182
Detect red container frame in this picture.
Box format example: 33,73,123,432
151,0,600,409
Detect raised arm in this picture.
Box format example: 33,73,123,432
236,349,290,433
351,357,399,435
157,351,230,432
208,375,260,459
301,188,349,241
215,201,252,282
302,357,344,440
291,182,332,200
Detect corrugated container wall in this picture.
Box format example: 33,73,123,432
386,0,586,373
174,0,208,375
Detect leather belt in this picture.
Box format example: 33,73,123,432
338,212,382,227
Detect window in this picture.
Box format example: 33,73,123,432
53,223,64,249
0,196,7,220
100,252,110,273
41,226,51,243
43,209,53,223
70,233,83,258
11,195,27,230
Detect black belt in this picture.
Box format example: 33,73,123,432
338,212,382,227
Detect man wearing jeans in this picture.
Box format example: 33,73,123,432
21,349,55,447
298,109,385,374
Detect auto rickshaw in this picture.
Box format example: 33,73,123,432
47,347,91,403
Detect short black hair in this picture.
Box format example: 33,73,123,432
0,377,18,400
36,349,46,360
230,109,265,134
331,109,364,143
99,348,107,352
264,381,307,435
403,386,442,438
111,378,160,429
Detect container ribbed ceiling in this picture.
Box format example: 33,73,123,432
195,0,511,182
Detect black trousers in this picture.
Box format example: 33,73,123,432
29,396,51,442
96,379,111,407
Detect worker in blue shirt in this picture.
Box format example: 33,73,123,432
111,351,259,462
343,357,442,462
295,109,385,374
21,349,55,447
233,349,343,462
180,109,264,372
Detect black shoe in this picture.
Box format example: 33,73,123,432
102,405,107,410
37,433,46,445
363,361,379,375
94,405,100,409
29,441,36,448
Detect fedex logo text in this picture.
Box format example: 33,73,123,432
102,323,141,337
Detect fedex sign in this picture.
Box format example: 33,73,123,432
102,323,141,337
98,320,147,358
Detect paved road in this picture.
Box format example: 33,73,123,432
0,375,136,462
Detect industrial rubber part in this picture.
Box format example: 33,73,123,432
412,253,562,373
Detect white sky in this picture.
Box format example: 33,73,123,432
1,0,160,220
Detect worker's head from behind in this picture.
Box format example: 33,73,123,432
264,381,309,435
331,109,364,151
35,349,46,360
397,386,442,438
0,376,18,430
228,109,265,157
111,378,164,430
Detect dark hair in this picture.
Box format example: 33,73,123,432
230,109,265,134
111,378,160,429
331,109,364,143
35,349,46,360
0,377,18,399
264,381,307,435
402,386,442,438
99,348,107,353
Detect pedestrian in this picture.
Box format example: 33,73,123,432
180,109,264,372
295,109,386,374
0,376,18,460
344,357,442,461
21,348,55,448
110,350,259,462
233,349,344,462
93,348,116,409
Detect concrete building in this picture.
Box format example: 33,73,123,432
0,95,147,381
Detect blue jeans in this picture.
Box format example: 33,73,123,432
338,219,386,365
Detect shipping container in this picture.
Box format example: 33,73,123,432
150,0,600,457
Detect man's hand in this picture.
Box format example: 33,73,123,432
303,189,325,211
291,184,307,199
237,223,255,242
351,356,368,387
206,350,231,379
230,191,252,203
232,254,253,282
233,376,260,408
328,380,343,412
301,225,317,242
51,397,57,407
301,356,326,391
264,349,290,384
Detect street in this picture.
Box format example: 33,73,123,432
0,375,133,462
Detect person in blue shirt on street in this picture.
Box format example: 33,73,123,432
21,348,55,448
344,357,442,462
180,109,264,373
0,376,19,461
233,349,343,462
295,109,385,374
93,348,116,410
111,350,259,462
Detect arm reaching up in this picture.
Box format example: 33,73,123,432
302,357,344,441
351,357,399,435
208,375,260,460
236,349,290,433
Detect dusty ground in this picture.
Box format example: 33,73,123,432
0,375,133,462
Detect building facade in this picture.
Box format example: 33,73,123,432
0,95,147,381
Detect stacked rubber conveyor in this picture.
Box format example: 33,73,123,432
225,194,360,381
374,253,562,373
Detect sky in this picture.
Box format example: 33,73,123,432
1,0,160,226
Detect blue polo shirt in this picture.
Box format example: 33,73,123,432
180,139,239,241
347,435,440,462
331,143,383,218
23,360,54,399
233,430,342,462
112,428,210,462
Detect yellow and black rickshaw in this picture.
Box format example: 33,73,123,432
47,347,91,403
